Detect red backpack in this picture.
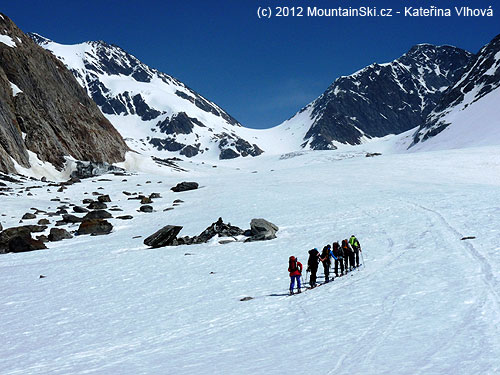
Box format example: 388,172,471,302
289,256,298,272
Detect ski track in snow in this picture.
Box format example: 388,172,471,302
1,147,499,374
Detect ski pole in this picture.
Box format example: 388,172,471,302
360,249,365,268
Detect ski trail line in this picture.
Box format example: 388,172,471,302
405,201,499,309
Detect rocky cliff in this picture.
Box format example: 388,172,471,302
0,13,128,174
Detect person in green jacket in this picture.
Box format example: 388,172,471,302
349,235,361,268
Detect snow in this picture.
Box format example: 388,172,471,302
11,151,72,181
413,86,500,152
9,81,22,96
0,34,16,47
1,146,499,374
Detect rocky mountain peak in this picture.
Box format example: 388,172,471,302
281,42,473,150
412,33,500,146
32,34,265,160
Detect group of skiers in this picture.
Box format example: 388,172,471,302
288,235,362,295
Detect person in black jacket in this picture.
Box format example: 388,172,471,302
307,248,320,288
342,239,354,272
332,241,344,277
320,245,332,283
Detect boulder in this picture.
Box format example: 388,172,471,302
149,193,161,199
0,222,2,231
83,210,112,220
48,228,73,241
73,206,89,213
144,225,183,248
22,212,36,220
22,225,47,233
170,181,199,192
116,215,133,220
141,196,152,204
87,201,107,210
139,205,153,213
62,214,83,223
246,218,279,242
37,218,50,225
0,226,47,254
77,219,113,236
98,194,111,203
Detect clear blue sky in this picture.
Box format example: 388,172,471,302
2,0,499,128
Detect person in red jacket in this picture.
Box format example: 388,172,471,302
288,256,303,295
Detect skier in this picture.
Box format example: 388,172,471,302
342,239,354,272
288,256,303,295
319,244,332,282
307,248,320,288
349,235,361,268
332,241,344,276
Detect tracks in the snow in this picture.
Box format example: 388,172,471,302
406,201,499,308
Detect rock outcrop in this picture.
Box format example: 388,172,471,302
246,218,279,242
144,225,183,248
170,181,199,192
0,226,47,253
0,13,129,174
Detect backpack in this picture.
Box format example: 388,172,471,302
321,246,331,265
332,242,343,258
342,240,352,254
289,256,298,272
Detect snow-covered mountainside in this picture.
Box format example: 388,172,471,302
30,34,263,160
411,34,500,150
1,146,499,374
278,44,473,150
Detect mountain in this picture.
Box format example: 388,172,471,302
277,44,473,150
411,34,500,150
30,34,263,160
0,14,128,174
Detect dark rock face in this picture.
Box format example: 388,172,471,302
171,181,199,192
48,228,73,241
219,136,264,160
289,44,473,149
412,34,500,145
157,112,194,135
139,205,153,213
246,218,279,242
0,226,47,253
144,225,183,248
22,213,36,220
0,14,129,174
77,219,113,235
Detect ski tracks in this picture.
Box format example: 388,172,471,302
406,201,499,309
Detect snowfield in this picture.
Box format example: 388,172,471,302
1,146,499,374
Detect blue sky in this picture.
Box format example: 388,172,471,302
2,0,499,128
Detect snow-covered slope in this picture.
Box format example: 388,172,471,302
30,34,263,160
412,34,500,150
276,44,472,150
1,146,499,374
